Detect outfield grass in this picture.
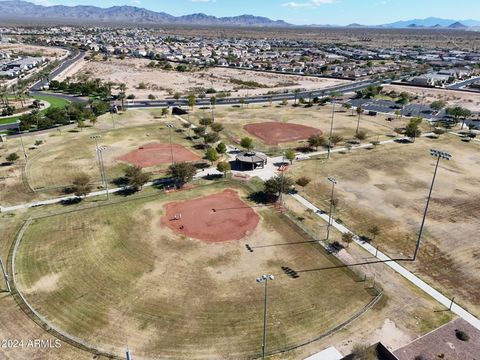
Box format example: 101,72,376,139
288,134,480,316
190,103,411,155
15,182,375,359
26,117,200,191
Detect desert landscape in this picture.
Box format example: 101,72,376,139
68,57,350,99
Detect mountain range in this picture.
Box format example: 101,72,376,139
0,1,289,27
0,1,478,29
382,17,480,28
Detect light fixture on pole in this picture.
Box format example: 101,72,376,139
413,149,452,261
97,146,109,200
90,135,102,176
166,123,175,164
16,120,27,160
327,96,336,159
256,274,274,360
279,151,286,204
326,176,337,241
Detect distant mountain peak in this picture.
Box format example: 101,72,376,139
0,0,291,27
448,21,468,29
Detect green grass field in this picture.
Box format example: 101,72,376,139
0,95,70,125
32,94,71,109
15,182,375,359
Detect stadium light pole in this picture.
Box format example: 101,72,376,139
90,135,102,177
167,123,175,165
97,146,109,200
0,257,10,293
327,97,336,159
256,274,274,360
110,109,116,129
16,120,27,160
326,177,337,241
279,151,286,204
413,149,452,261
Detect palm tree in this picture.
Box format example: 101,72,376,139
0,85,8,109
118,92,126,111
210,96,217,120
119,83,127,110
294,89,300,105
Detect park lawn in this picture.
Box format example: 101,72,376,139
288,133,480,316
15,181,375,359
0,116,20,125
190,103,411,155
32,94,70,109
0,95,70,126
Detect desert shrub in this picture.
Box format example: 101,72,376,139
296,177,311,187
355,130,368,140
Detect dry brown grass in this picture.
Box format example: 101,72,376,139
289,134,480,315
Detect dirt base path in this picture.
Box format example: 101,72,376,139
118,143,200,168
161,189,259,242
244,122,323,145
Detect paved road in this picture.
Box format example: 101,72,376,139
349,98,447,121
30,50,86,91
123,79,378,109
447,76,480,90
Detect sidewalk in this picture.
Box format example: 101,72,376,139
290,193,480,331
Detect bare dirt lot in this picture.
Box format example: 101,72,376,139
71,57,349,99
118,143,200,168
0,44,68,59
244,122,323,145
385,84,480,112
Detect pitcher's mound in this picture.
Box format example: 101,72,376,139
119,143,200,168
161,189,259,243
244,122,322,145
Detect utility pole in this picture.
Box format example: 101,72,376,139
413,149,452,261
256,274,274,359
326,177,337,241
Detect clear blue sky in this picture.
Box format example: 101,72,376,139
31,0,480,25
